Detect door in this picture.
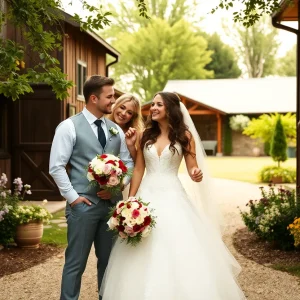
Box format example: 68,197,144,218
12,84,64,200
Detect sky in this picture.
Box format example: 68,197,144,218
63,0,297,57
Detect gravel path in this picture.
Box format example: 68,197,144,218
1,179,300,300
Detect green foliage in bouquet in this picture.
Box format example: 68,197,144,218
270,115,287,167
259,166,296,183
240,185,299,250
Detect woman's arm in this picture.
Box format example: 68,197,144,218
128,134,145,196
184,132,203,182
125,127,138,162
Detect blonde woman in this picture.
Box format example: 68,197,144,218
107,93,144,199
108,93,144,162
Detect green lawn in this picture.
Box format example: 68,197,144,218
205,156,296,183
42,209,67,247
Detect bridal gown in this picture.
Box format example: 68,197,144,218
101,143,245,300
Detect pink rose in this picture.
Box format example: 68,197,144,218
124,226,134,234
119,231,127,239
107,176,120,187
132,209,140,219
103,164,112,175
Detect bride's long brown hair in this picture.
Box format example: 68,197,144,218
141,92,194,156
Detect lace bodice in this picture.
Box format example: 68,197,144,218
143,143,183,177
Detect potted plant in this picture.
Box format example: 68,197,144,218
0,173,52,249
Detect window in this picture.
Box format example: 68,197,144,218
77,60,87,101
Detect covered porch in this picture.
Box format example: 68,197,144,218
141,94,226,156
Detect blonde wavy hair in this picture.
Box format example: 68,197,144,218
109,93,144,133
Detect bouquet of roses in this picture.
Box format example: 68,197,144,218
107,196,156,246
87,154,129,194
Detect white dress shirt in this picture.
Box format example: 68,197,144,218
49,107,134,204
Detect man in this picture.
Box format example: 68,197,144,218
49,75,134,300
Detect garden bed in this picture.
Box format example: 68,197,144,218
0,244,62,278
233,227,300,277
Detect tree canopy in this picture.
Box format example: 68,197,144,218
0,0,149,100
212,0,284,27
201,32,241,79
112,18,213,101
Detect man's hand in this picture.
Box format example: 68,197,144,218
70,196,91,207
97,189,112,200
190,167,203,182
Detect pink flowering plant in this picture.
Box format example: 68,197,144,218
87,154,130,195
0,173,52,246
107,196,156,246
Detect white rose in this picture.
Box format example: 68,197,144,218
135,215,144,225
121,208,132,220
90,157,99,168
141,226,151,238
87,172,95,182
130,202,139,209
107,217,117,230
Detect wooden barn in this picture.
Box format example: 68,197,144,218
0,10,120,200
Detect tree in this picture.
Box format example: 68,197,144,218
0,0,149,100
101,0,199,38
201,32,241,79
111,18,213,100
231,16,279,78
212,0,283,27
270,115,287,167
243,113,296,146
277,44,296,77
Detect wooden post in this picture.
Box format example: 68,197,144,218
217,113,222,155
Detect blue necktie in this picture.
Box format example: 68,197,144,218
94,120,106,149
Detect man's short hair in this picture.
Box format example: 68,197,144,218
83,75,115,103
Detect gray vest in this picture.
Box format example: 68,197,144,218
69,112,121,204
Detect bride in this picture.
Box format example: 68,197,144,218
100,92,245,299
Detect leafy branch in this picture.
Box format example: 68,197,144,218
211,0,290,27
0,0,149,101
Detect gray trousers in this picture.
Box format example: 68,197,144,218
60,200,114,300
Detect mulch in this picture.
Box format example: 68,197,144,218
233,227,300,267
0,244,62,278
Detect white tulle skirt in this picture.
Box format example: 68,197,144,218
101,174,245,300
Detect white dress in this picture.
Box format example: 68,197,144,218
101,143,245,300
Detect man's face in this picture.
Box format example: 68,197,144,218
93,85,115,114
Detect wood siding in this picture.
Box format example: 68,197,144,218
63,23,107,117
12,85,64,200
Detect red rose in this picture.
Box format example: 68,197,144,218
113,210,118,218
100,154,107,159
118,160,128,172
118,202,125,208
98,176,109,185
133,224,141,232
106,160,116,166
117,225,125,232
127,203,131,209
132,209,140,219
143,216,151,226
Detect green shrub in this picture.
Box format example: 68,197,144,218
270,115,287,167
224,118,232,155
240,186,299,250
259,166,296,183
